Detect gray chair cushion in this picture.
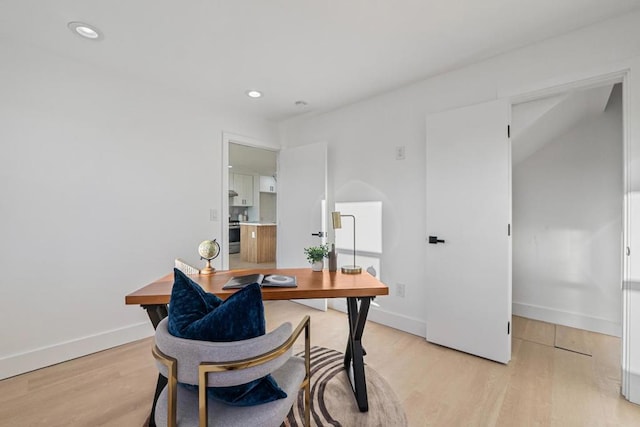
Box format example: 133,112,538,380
155,318,293,387
155,356,306,427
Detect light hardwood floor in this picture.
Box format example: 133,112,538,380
1,302,639,426
229,252,276,270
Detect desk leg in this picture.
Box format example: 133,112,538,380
142,304,169,427
344,297,371,412
142,304,168,329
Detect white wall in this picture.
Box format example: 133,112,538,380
279,10,640,402
0,40,278,379
512,87,623,336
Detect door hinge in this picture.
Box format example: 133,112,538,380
508,321,511,335
508,224,511,236
507,125,511,138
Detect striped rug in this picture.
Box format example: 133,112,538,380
282,346,407,427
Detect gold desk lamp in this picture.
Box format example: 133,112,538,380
331,211,361,274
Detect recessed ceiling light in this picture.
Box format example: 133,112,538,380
68,22,101,40
246,90,263,99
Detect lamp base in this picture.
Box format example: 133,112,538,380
341,265,362,275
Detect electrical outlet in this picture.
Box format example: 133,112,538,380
396,283,405,298
395,146,406,160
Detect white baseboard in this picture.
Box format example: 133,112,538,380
0,322,154,380
329,300,426,337
628,371,640,405
512,302,621,337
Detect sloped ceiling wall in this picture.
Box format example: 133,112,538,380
512,84,615,164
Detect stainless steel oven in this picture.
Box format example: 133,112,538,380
229,220,240,254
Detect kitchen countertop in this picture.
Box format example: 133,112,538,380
239,222,277,226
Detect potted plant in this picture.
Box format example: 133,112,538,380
303,244,329,272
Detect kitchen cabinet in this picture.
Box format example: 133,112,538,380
259,175,277,193
240,224,277,263
230,173,254,206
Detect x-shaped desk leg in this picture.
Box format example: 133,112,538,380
344,296,372,412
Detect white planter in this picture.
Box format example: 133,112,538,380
311,260,324,272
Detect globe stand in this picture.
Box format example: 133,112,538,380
200,258,216,275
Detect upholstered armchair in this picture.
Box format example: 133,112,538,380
152,315,310,427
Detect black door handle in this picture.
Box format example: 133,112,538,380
311,231,326,238
429,235,445,244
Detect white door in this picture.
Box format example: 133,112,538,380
277,142,328,311
425,99,512,364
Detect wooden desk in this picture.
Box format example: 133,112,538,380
126,268,388,424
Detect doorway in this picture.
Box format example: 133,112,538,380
511,81,624,338
221,134,278,271
425,71,632,399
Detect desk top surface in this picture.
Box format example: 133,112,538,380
125,268,389,305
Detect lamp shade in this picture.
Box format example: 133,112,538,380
331,211,342,229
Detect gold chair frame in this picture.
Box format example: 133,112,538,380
152,315,311,427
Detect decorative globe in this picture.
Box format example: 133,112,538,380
198,239,220,260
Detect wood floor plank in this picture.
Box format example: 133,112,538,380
1,304,639,426
555,324,594,356
496,338,554,426
512,315,556,347
551,348,599,426
229,253,276,270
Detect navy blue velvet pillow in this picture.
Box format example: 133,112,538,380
168,269,286,406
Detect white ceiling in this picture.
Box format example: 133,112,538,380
2,1,639,122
